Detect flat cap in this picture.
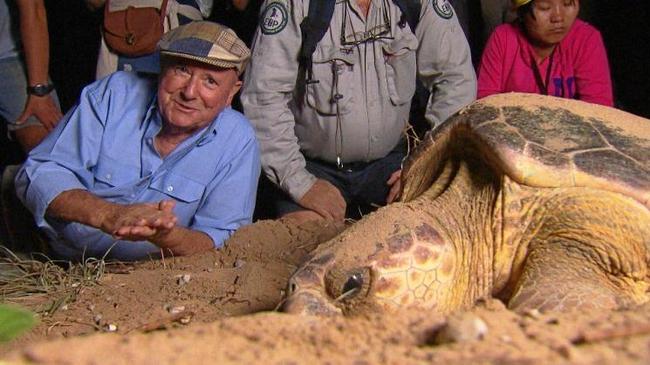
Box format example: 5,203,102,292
158,21,251,75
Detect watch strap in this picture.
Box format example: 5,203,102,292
27,83,55,96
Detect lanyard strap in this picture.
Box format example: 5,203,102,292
531,47,556,96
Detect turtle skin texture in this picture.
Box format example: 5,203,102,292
282,93,650,316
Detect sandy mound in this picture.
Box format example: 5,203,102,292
2,219,650,364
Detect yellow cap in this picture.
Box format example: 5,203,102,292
512,0,533,8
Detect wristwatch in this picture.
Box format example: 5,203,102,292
27,83,54,97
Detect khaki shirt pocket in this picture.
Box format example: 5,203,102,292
306,46,357,116
383,35,418,106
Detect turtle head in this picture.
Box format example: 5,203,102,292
283,207,459,316
283,250,375,316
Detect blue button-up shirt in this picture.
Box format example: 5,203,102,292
15,71,260,261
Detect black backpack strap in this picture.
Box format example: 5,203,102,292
392,0,421,33
299,0,337,84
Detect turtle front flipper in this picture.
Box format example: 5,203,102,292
506,189,650,312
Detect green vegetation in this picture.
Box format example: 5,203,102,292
0,304,36,342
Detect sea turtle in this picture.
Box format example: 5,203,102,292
282,93,650,316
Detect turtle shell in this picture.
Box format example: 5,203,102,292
401,93,650,208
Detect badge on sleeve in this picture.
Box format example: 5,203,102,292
432,0,454,19
261,2,289,35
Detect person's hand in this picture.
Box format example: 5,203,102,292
298,179,346,222
17,94,63,131
386,169,401,204
100,200,178,241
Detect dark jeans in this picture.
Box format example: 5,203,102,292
255,143,406,221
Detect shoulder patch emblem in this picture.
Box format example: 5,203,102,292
432,0,454,19
261,2,288,35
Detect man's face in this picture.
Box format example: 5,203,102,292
525,0,579,48
158,58,241,134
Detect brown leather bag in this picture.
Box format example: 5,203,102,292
103,0,169,57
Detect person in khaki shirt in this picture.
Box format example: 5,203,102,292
242,0,476,224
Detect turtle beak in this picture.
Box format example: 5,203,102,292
282,253,341,315
282,287,342,316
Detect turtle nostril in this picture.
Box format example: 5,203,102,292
288,281,298,295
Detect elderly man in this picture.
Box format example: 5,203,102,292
13,21,260,261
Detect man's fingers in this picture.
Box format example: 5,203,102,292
386,184,401,204
312,200,345,222
151,215,177,229
158,200,176,212
39,116,57,131
329,201,346,221
313,207,334,221
296,178,347,222
129,225,157,236
316,179,346,220
386,174,398,185
16,112,28,124
114,225,158,240
385,170,402,204
386,170,401,185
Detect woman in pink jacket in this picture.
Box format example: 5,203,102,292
477,0,613,106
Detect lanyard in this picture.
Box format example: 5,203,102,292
531,47,556,96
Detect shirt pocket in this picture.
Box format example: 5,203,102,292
306,45,357,116
383,35,417,106
150,172,205,203
93,155,139,188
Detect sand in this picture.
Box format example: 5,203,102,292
1,218,650,365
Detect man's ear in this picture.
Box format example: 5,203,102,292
226,80,243,106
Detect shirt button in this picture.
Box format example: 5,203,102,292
147,138,153,145
166,185,174,192
105,173,111,180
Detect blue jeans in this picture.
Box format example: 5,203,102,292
0,56,59,131
256,143,406,220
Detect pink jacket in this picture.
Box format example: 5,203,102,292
477,19,613,107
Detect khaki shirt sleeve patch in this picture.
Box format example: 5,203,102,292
261,2,289,35
431,0,454,19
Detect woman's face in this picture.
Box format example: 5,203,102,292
524,0,579,47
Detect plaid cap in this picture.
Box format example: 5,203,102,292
512,0,532,8
158,21,251,75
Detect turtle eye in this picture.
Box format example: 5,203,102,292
341,273,364,297
325,268,371,303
